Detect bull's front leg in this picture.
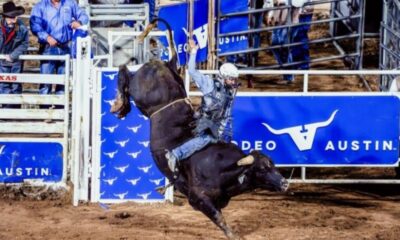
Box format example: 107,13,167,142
188,189,242,240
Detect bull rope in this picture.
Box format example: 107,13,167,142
287,168,295,189
149,97,193,119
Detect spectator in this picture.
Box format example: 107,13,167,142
0,1,28,108
252,0,272,61
269,0,309,84
290,2,313,70
30,0,89,96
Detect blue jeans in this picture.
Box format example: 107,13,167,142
172,134,216,161
39,45,69,95
253,12,263,52
290,14,312,70
0,64,22,108
271,28,293,81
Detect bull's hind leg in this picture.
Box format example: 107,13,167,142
188,190,242,240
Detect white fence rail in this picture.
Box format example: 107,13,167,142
186,69,400,94
0,54,71,186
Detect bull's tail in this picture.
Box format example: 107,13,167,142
138,18,178,71
111,65,132,119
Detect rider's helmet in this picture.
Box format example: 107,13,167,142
219,63,239,80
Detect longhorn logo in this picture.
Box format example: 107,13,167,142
126,177,141,186
138,141,150,148
138,165,152,173
104,73,118,80
127,124,142,133
262,110,338,151
137,192,152,200
103,124,119,133
127,150,142,159
113,191,128,200
149,178,164,186
114,164,129,173
103,177,118,185
115,139,130,147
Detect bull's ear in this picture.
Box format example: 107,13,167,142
237,155,255,166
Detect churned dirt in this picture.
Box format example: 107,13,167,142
1,2,397,240
1,179,400,240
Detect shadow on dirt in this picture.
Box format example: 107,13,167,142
333,184,400,199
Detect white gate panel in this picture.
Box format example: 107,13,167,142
0,55,70,188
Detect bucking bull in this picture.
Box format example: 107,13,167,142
111,18,288,240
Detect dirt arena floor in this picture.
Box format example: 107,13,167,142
1,2,398,240
1,176,400,240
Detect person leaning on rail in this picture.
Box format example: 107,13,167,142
30,0,89,99
0,1,28,108
165,39,241,178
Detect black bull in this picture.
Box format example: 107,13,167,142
111,18,288,240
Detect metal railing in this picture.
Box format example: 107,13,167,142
107,30,167,67
215,0,365,70
380,0,400,91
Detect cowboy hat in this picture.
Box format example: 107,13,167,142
2,1,25,18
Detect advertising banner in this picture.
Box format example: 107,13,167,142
0,142,63,183
158,0,249,63
218,0,249,54
232,95,400,166
158,0,208,65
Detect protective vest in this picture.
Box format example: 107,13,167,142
194,79,236,141
201,79,234,121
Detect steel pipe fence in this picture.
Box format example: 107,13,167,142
215,0,365,70
84,3,150,67
380,0,400,91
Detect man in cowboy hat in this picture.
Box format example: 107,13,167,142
0,1,28,108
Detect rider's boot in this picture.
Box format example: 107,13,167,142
165,150,178,179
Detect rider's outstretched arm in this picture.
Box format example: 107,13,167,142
188,40,214,95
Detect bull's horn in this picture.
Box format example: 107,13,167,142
138,23,156,43
237,155,255,166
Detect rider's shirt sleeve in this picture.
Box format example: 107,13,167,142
188,49,214,95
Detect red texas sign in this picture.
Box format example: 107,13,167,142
0,75,17,82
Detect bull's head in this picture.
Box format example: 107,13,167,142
238,151,288,192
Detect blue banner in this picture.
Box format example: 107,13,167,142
218,0,249,54
220,0,248,14
158,0,208,65
100,71,165,201
0,142,63,183
232,95,400,166
158,0,249,63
